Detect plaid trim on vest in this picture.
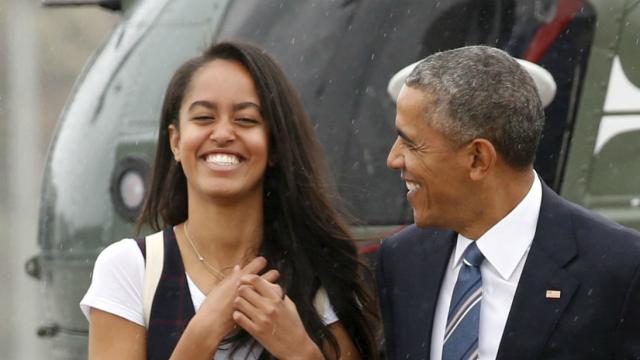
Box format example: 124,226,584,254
136,227,196,360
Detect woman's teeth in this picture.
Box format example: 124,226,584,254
205,153,240,166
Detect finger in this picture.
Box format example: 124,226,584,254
223,264,242,282
238,270,279,288
233,292,260,320
240,274,283,300
233,294,277,339
260,269,280,283
232,310,259,336
240,256,267,275
236,284,269,308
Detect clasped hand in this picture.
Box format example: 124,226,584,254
197,257,323,359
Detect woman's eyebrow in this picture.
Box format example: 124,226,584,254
187,101,261,112
188,100,217,111
232,102,261,112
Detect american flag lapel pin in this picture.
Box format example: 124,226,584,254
545,290,561,299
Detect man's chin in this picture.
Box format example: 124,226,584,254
413,210,430,229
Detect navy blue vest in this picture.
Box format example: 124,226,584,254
137,228,272,360
136,228,196,360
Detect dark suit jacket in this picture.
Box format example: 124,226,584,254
376,184,640,359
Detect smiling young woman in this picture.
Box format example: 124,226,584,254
170,59,270,204
80,41,380,360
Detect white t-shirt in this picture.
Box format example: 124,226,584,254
80,238,339,359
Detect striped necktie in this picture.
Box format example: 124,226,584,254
442,242,485,360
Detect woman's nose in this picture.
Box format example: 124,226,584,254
209,119,235,144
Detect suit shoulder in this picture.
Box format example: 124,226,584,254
560,197,640,265
379,224,452,255
565,199,640,242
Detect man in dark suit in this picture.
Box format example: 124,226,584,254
377,46,640,360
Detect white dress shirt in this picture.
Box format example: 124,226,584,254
430,173,542,360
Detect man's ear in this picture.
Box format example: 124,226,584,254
168,124,181,162
467,138,496,180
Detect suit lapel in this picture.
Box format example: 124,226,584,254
497,184,579,360
405,228,456,359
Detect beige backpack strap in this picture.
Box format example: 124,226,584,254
143,230,164,328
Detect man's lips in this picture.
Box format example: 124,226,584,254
405,180,421,192
401,174,421,192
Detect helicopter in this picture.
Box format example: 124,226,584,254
31,0,640,358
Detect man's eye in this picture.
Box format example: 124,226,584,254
401,139,417,150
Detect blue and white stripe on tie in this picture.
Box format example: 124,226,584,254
443,242,485,360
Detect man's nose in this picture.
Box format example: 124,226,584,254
387,138,404,170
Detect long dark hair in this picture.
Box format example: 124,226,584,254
138,40,379,359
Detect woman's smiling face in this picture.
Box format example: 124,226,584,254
169,59,269,203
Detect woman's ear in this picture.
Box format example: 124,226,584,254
468,138,496,181
168,124,181,162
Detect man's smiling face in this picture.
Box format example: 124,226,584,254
387,85,473,229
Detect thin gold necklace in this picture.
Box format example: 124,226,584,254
183,221,228,280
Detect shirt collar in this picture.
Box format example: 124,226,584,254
452,172,542,280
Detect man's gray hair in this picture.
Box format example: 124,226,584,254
406,45,544,168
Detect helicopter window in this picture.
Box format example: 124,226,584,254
110,156,150,222
208,0,597,225
414,0,597,191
